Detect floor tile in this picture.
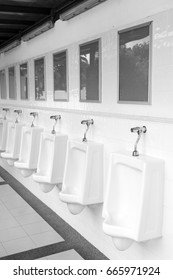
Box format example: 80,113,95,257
0,169,107,260
0,226,27,242
0,201,9,212
9,205,35,217
0,208,13,220
22,220,53,235
30,231,64,247
0,184,15,191
47,250,83,260
0,217,19,231
14,212,44,226
0,185,12,194
0,184,14,190
0,192,19,202
0,187,17,199
0,243,7,257
2,195,30,210
2,236,36,255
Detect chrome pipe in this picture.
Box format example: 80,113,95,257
50,115,61,134
30,112,38,127
14,109,22,123
2,108,10,120
81,119,94,142
131,126,147,156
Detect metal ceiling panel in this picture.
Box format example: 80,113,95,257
0,0,103,50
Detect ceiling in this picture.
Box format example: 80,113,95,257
0,0,88,50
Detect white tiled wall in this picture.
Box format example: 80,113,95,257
1,0,173,259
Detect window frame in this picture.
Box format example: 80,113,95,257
20,61,29,100
53,49,69,102
8,66,17,100
0,69,7,100
34,56,46,101
117,21,152,105
79,38,102,103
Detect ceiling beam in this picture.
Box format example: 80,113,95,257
0,24,27,29
0,36,13,40
0,4,50,15
0,18,35,25
0,29,18,34
0,33,14,37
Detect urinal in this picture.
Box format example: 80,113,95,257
59,139,103,215
33,132,68,193
1,122,24,166
102,151,164,251
0,119,10,153
14,126,43,177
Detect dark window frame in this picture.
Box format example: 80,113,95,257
79,38,102,103
8,66,17,100
20,62,29,100
53,49,68,102
0,69,7,100
118,21,152,105
34,56,46,101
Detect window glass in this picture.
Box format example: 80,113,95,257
53,51,68,101
9,66,16,99
80,39,101,102
34,57,46,100
119,23,151,103
0,69,7,99
20,63,28,100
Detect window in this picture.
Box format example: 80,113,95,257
53,50,68,101
34,57,46,100
118,22,152,103
20,63,28,100
8,66,16,99
80,39,101,102
0,69,7,99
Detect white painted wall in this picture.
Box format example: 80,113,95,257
0,0,173,259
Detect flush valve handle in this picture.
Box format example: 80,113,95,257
130,126,147,156
50,115,61,134
14,109,22,123
2,108,10,120
81,119,94,142
30,112,38,127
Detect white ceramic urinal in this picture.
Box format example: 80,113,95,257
33,132,68,193
1,122,24,166
14,126,43,177
0,119,10,153
102,151,164,251
59,139,103,215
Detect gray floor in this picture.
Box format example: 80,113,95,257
0,167,108,260
0,181,65,257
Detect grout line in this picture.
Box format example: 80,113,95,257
1,241,8,257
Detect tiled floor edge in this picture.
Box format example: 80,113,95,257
0,166,109,260
0,181,7,185
0,241,72,260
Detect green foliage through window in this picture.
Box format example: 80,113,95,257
119,23,151,103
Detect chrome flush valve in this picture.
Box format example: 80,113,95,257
14,109,22,123
81,119,94,142
2,108,10,120
131,126,147,156
30,112,38,127
50,115,61,134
